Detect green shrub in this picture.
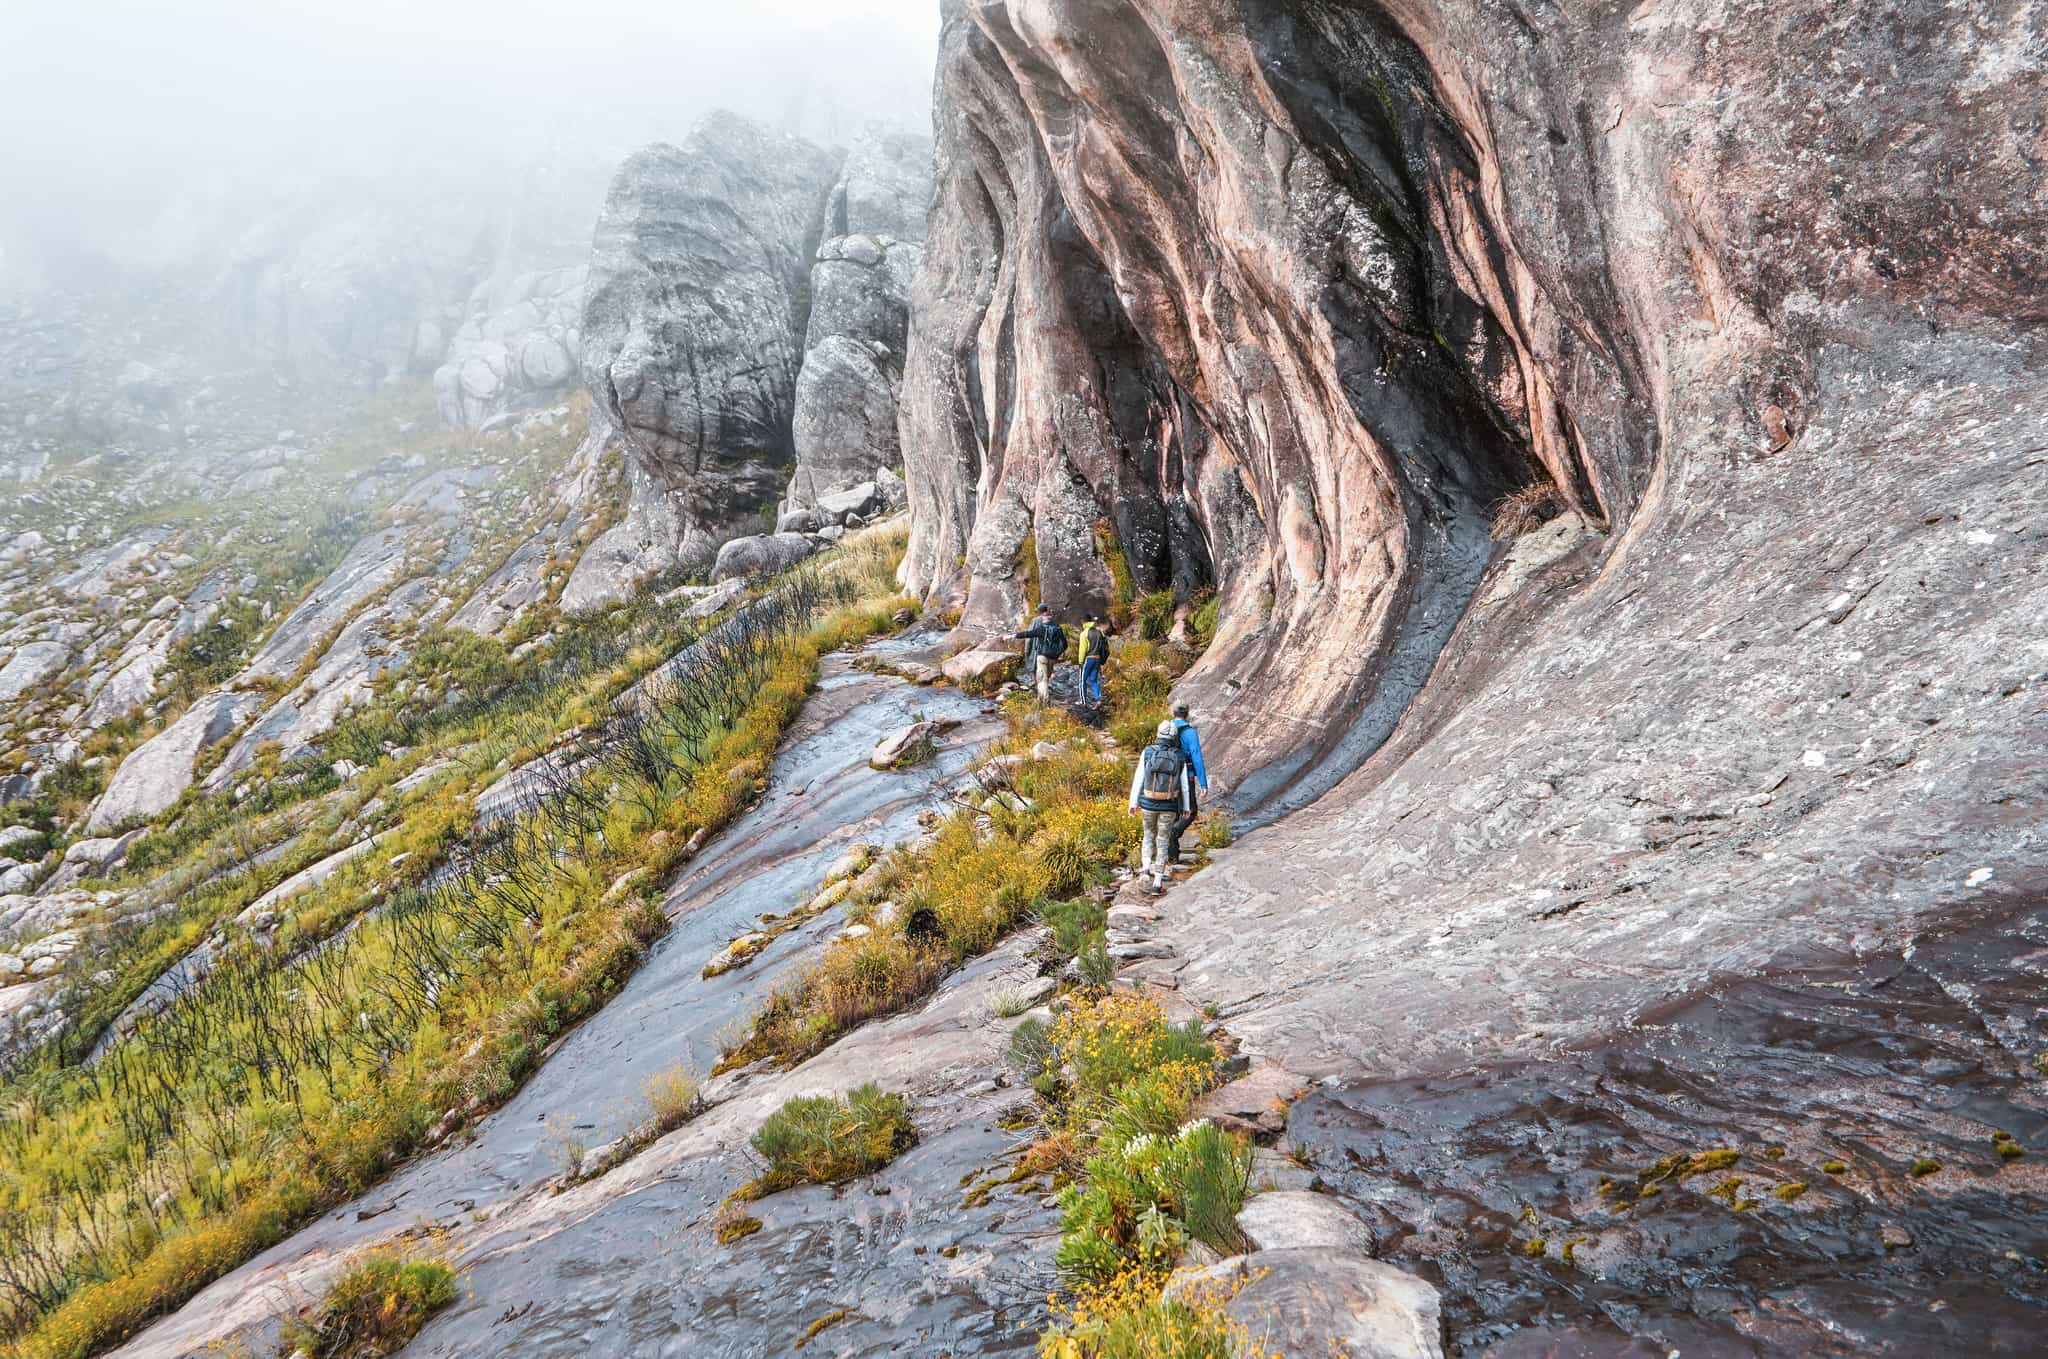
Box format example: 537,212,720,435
1043,1288,1241,1359
1098,1069,1195,1148
1038,898,1108,958
1194,815,1233,850
1007,1017,1057,1085
1188,591,1219,648
1077,939,1118,989
1050,992,1215,1109
37,759,105,805
746,1083,916,1194
279,1254,456,1358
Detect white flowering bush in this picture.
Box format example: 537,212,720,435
1053,1118,1253,1284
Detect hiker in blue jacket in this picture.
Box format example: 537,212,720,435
1166,701,1208,863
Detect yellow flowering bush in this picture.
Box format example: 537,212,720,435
1040,1264,1278,1359
1050,991,1216,1115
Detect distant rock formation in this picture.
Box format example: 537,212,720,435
579,113,844,570
784,133,932,514
433,267,587,428
214,203,487,391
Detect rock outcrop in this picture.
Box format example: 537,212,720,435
784,133,932,514
0,641,71,701
709,532,819,585
87,690,265,831
903,0,1551,804
579,114,844,572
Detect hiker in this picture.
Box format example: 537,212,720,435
1128,718,1195,892
1013,604,1067,703
1166,701,1209,863
1078,616,1109,708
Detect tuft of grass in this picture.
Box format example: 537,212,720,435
991,988,1035,1020
1077,939,1119,988
1910,1158,1942,1178
277,1254,456,1359
1093,519,1137,627
743,1083,917,1197
643,1066,702,1134
1195,814,1233,850
1822,1160,1848,1174
1135,589,1176,641
1007,1017,1058,1089
1490,481,1567,539
1773,1181,1809,1201
1188,590,1219,648
713,1210,763,1245
795,1309,855,1349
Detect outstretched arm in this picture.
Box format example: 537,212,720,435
1181,727,1209,791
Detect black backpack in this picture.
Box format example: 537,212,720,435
1140,744,1186,804
1043,623,1067,660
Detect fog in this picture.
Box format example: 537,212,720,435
0,0,941,290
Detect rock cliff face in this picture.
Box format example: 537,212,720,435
900,0,2045,810
580,114,844,565
895,4,2044,1347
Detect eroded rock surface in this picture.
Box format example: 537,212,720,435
101,661,1036,1359
901,0,2045,811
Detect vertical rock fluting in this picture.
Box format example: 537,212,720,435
580,113,844,564
784,132,934,512
900,0,1581,804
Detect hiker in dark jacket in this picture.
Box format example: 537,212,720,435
1013,605,1065,703
1127,718,1194,892
1078,617,1109,708
1166,701,1209,862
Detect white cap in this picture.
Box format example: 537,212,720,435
1156,719,1179,740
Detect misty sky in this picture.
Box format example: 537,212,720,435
0,0,941,286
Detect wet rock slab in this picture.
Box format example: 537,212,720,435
1288,907,2048,1356
101,658,1037,1358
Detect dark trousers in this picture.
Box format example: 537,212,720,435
1168,787,1198,860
